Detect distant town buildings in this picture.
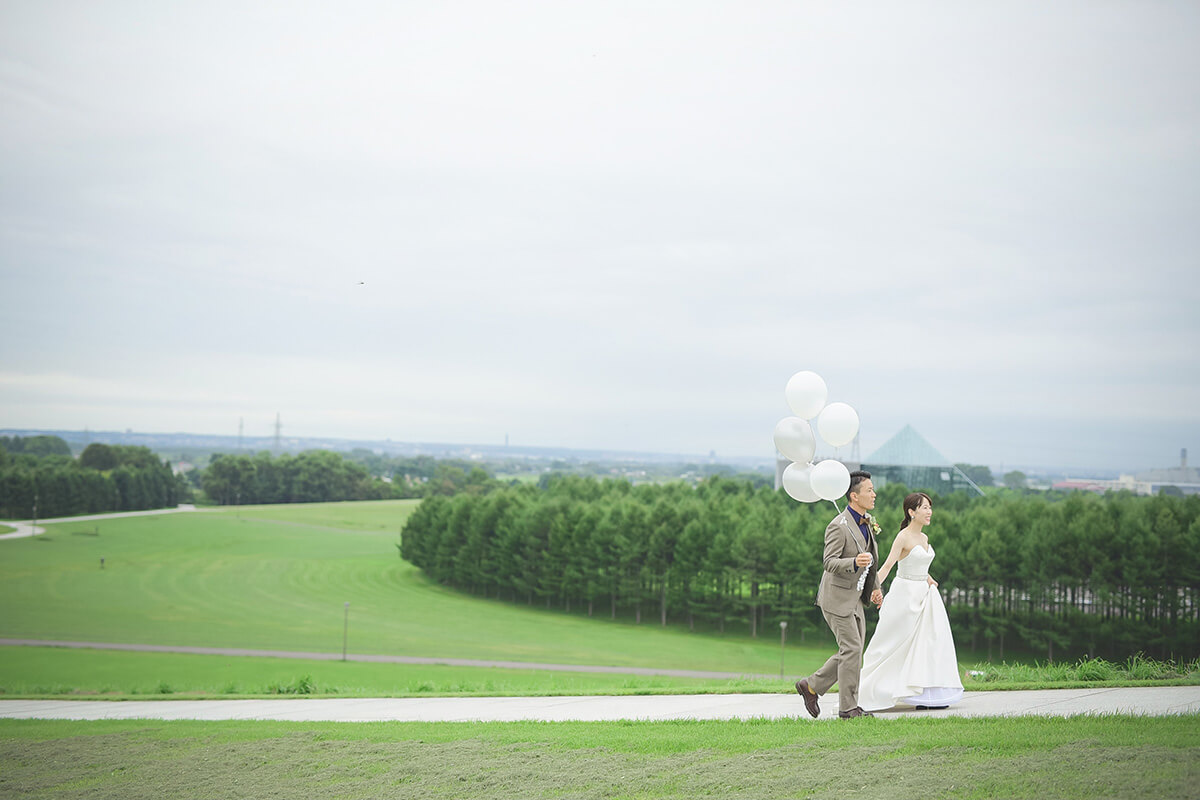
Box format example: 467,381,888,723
1054,448,1200,496
1050,475,1153,495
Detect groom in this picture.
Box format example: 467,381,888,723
795,469,883,719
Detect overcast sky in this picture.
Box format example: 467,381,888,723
2,1,1198,473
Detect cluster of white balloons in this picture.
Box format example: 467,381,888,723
774,371,861,503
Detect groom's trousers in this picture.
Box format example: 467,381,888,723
809,603,866,714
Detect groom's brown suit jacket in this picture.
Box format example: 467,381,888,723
815,509,881,617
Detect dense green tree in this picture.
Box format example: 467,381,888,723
399,476,1200,661
195,449,402,505
79,443,119,470
1003,470,1028,491
0,435,72,458
0,439,178,518
955,463,995,488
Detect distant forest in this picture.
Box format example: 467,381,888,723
0,436,500,515
1,433,768,516
0,437,187,518
402,475,1200,662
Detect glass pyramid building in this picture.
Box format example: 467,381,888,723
862,424,983,496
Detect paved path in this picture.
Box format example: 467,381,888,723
1,687,1197,723
0,505,206,540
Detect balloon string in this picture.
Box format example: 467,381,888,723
830,500,841,513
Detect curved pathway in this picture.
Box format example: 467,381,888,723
0,505,207,540
0,639,769,680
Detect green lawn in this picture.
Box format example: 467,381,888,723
4,501,1196,800
0,501,828,677
0,645,782,698
2,715,1196,799
3,500,1194,700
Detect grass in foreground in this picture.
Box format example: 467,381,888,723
1,646,1196,700
1,715,1196,799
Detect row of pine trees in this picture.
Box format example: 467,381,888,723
401,475,1200,661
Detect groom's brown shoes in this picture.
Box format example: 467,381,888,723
838,707,874,719
795,680,820,718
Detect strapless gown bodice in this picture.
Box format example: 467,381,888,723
896,543,934,581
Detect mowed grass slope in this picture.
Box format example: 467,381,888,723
0,645,781,697
0,501,820,676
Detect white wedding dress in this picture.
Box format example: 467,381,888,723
858,544,964,712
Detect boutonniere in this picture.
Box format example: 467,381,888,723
864,514,881,537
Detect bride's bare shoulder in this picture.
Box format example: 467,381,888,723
895,529,919,557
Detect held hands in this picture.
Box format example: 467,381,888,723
871,589,883,607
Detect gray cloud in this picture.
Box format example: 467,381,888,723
2,1,1198,471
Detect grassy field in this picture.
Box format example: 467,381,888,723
0,645,781,698
2,643,1195,700
3,500,1198,799
2,715,1197,799
0,500,834,687
2,500,1195,700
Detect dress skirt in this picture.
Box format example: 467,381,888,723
858,573,964,712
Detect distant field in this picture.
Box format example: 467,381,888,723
0,500,831,679
0,645,781,698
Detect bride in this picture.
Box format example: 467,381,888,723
858,492,964,712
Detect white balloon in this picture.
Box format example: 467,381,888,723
817,402,860,448
785,371,828,420
810,459,851,501
782,461,821,503
773,417,816,463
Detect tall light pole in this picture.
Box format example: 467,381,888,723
779,621,788,679
342,602,350,661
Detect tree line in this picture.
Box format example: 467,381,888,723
199,451,500,505
0,439,188,518
401,475,1200,662
0,435,504,517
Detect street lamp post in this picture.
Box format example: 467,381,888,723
342,602,350,661
779,621,788,679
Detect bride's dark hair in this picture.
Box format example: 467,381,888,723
900,492,932,531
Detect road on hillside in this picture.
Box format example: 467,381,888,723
0,505,208,540
0,638,774,680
